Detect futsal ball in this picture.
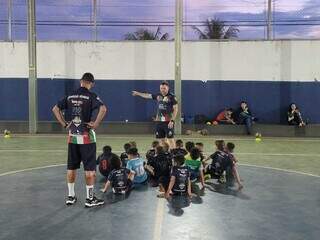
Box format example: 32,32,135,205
255,132,262,142
206,121,212,125
4,129,11,139
255,138,261,142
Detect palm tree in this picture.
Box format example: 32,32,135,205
192,18,239,40
124,26,169,40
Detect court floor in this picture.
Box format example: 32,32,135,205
0,134,319,240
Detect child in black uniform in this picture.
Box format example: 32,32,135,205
171,139,188,156
101,154,134,194
166,154,191,198
120,143,131,167
166,154,191,212
146,140,160,162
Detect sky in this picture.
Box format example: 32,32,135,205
0,0,319,40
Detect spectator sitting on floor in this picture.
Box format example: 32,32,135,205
287,103,305,127
234,101,257,135
214,108,236,125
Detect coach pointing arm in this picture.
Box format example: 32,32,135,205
132,91,153,99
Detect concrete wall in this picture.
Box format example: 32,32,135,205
0,40,319,123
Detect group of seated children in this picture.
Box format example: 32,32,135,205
97,139,244,199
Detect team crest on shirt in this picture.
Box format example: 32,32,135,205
162,96,169,102
118,181,124,187
73,116,82,127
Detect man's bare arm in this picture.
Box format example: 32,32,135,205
88,105,107,129
132,91,153,99
165,176,176,198
171,104,178,121
52,105,68,128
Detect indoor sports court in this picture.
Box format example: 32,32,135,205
0,1,320,240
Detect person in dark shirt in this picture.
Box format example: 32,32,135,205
287,103,305,127
195,142,206,163
234,101,256,135
132,81,178,149
96,145,113,178
171,139,188,157
185,141,195,159
52,72,106,208
101,154,134,194
146,141,160,162
166,154,191,198
146,145,172,192
225,142,243,190
120,143,131,167
205,140,230,179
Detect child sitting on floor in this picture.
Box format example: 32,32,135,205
101,154,134,194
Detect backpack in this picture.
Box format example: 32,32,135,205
194,114,208,124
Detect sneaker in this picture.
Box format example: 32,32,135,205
66,196,77,206
85,196,104,208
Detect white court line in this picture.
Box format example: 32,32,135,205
239,164,320,178
8,134,320,142
0,161,319,179
1,149,320,157
0,164,65,177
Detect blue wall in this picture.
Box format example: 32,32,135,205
1,78,319,123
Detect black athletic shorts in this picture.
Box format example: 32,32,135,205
68,143,96,171
155,122,174,139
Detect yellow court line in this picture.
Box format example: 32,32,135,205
153,198,165,240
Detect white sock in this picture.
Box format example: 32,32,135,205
86,185,94,200
68,183,75,197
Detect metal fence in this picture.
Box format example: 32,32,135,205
0,0,319,41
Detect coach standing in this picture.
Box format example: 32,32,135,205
52,73,107,208
132,81,178,149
